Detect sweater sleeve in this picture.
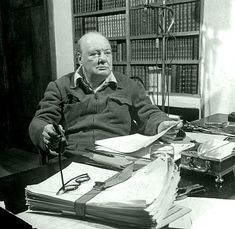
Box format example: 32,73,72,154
131,80,171,135
28,81,63,150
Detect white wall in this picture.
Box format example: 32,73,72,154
201,0,235,116
52,0,74,77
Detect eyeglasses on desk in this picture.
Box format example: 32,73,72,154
56,173,90,195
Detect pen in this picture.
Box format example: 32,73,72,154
85,148,114,157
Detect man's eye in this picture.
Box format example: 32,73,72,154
90,52,98,56
104,51,112,55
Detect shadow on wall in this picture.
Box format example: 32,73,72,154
202,89,224,117
201,0,232,116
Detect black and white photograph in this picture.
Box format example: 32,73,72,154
1,0,235,228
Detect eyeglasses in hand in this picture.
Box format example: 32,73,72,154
56,173,90,195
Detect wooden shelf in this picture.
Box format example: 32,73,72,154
72,0,203,112
73,7,126,17
108,36,126,40
130,60,200,65
130,0,198,9
113,61,127,65
148,93,201,109
130,31,200,40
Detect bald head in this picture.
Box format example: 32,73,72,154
76,32,111,54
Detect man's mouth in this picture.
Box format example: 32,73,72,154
97,66,108,70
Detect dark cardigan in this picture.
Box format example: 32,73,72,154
29,71,170,156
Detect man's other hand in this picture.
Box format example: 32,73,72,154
158,120,183,143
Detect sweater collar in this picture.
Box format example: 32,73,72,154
71,66,117,92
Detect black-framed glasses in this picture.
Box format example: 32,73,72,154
52,124,90,195
56,173,90,195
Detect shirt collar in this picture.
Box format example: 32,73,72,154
73,66,117,91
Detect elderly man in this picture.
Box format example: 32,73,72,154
29,31,182,156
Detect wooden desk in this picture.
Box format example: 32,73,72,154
0,154,235,229
0,156,85,214
0,152,235,211
1,113,235,228
191,113,235,135
192,113,229,126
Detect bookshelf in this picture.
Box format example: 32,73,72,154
72,0,203,120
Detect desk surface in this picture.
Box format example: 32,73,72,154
1,113,235,227
0,154,235,215
193,113,229,125
192,113,235,135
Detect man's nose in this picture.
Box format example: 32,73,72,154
98,52,108,62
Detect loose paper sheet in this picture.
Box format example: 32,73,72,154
96,142,195,162
95,124,178,153
197,139,235,159
171,197,235,229
185,132,227,143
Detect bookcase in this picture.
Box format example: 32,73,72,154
72,0,203,121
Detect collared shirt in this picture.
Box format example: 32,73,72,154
74,66,117,93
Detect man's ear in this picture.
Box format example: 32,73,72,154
77,52,82,65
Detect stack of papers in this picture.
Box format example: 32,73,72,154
25,155,190,228
95,125,176,153
197,139,235,160
95,129,195,162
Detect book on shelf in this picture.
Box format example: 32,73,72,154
130,64,198,95
147,66,171,94
130,1,200,35
25,155,190,228
73,0,126,13
72,0,202,98
130,37,198,62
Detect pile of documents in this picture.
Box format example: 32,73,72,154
95,124,176,153
95,128,195,162
25,154,190,228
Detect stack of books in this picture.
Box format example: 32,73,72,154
25,154,190,228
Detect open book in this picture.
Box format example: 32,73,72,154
25,155,190,228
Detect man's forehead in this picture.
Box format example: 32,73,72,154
82,35,110,49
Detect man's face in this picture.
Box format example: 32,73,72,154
80,34,112,79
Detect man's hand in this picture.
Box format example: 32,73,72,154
158,120,183,143
42,124,65,150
